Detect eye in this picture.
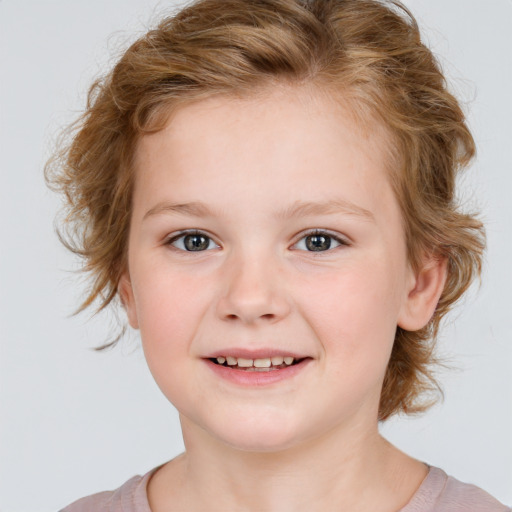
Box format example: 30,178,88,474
293,230,348,252
166,230,219,252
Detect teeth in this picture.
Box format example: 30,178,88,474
271,356,284,366
214,355,297,368
254,358,271,368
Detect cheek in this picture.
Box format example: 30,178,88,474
131,267,213,411
132,264,212,357
296,259,403,366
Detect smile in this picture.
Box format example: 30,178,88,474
210,355,302,371
205,353,312,386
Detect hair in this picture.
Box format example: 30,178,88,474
46,0,485,421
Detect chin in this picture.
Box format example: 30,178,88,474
206,415,307,454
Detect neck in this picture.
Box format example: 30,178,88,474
148,416,427,512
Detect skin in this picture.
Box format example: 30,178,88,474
120,85,447,512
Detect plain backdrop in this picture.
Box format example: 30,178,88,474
1,0,511,510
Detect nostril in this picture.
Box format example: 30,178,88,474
224,312,276,322
216,287,291,324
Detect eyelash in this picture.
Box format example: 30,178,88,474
165,230,219,252
293,229,349,252
164,229,350,253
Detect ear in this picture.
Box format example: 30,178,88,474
397,255,448,331
118,272,139,329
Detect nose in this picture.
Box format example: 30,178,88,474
216,252,291,325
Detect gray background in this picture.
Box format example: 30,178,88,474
1,0,511,510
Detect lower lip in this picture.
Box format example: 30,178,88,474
204,358,312,386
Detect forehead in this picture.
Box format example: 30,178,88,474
135,86,392,169
132,86,398,224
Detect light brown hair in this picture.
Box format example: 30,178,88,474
46,0,485,420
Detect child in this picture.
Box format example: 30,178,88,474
47,0,509,510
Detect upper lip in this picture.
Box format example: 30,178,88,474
203,348,310,359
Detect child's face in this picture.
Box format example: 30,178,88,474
121,87,419,451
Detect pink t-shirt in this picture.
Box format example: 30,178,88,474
60,465,509,511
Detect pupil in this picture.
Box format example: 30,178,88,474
184,234,209,251
306,235,331,251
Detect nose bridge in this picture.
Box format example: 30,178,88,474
216,246,290,324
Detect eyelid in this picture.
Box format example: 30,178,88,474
164,229,220,251
163,228,350,253
291,229,351,252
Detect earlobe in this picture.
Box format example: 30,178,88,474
118,273,139,329
397,256,448,331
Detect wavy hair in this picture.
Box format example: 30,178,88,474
46,0,485,420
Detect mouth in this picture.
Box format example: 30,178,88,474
208,355,308,372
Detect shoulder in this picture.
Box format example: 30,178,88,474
59,468,157,512
402,466,510,512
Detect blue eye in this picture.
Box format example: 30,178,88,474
294,231,346,252
167,231,219,251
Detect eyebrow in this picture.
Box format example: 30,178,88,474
275,199,374,221
144,201,212,220
143,199,374,221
